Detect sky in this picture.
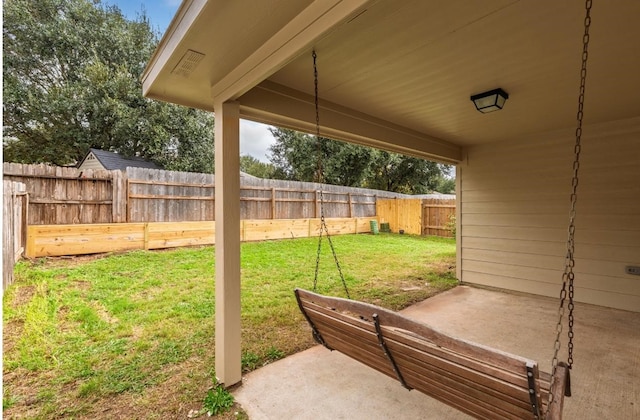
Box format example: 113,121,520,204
106,0,276,163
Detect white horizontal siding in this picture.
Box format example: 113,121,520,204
459,117,640,312
78,153,106,171
463,198,640,215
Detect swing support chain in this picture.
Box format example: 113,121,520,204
311,50,351,299
547,0,592,412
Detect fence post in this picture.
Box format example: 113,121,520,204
271,187,276,219
143,223,150,250
21,193,29,256
3,182,15,292
422,199,427,236
12,188,27,260
111,170,128,223
126,177,131,223
25,226,36,259
395,198,400,232
3,181,27,293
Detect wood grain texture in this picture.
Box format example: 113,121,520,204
24,218,377,257
377,198,455,237
4,163,422,225
3,181,27,292
296,288,567,420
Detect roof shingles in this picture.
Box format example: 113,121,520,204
84,148,161,171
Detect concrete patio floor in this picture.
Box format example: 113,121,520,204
233,286,640,419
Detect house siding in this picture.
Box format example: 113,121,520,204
78,153,106,171
459,117,640,312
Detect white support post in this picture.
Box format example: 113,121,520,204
455,164,462,283
214,101,242,386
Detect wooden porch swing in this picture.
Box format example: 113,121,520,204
295,1,594,419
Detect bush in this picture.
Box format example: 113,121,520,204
446,214,456,237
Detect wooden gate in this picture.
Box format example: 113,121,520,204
376,197,455,237
421,198,455,237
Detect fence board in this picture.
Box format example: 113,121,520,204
112,170,127,222
4,163,114,224
147,221,216,249
26,223,146,257
126,167,215,223
422,198,456,237
377,198,456,237
3,181,27,293
243,219,313,241
377,199,423,235
25,217,378,258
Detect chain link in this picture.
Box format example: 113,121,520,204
311,50,351,299
547,0,591,413
313,50,323,185
313,50,322,291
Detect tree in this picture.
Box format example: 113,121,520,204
268,128,371,187
268,128,319,181
363,150,442,194
268,127,451,193
3,0,214,172
433,165,456,194
239,155,275,179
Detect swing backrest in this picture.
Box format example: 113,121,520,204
295,288,570,420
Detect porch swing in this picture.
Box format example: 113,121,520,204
294,1,594,419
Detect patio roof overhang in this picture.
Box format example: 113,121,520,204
143,0,640,163
141,0,640,387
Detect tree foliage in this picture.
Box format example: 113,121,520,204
239,155,275,179
268,128,372,187
268,128,453,193
3,0,214,172
365,151,443,194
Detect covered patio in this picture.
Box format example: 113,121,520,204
234,286,640,419
142,0,640,417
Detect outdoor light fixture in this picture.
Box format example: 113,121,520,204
470,88,509,113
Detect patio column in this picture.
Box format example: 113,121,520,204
214,100,242,386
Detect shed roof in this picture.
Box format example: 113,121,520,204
80,148,161,171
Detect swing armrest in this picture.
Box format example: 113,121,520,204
546,362,570,420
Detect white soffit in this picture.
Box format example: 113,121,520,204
265,0,640,146
143,0,640,150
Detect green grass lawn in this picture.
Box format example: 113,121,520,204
2,234,456,419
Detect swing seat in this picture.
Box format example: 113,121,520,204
295,288,570,420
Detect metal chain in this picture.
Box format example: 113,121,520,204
547,0,591,412
313,50,323,184
311,50,351,299
320,189,351,299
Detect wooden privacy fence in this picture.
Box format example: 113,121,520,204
3,181,28,292
26,217,377,258
4,163,455,260
377,198,456,237
422,197,456,237
5,163,408,224
3,163,127,224
126,176,379,222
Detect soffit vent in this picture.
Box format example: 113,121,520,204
171,49,205,78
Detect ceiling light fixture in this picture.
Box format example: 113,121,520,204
470,88,509,113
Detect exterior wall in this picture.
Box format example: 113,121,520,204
78,152,106,171
458,117,640,312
